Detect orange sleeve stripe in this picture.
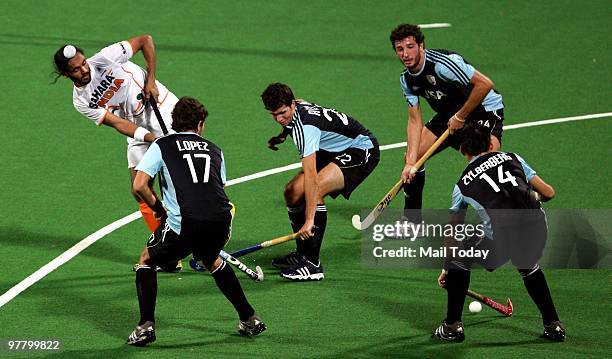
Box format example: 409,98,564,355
121,66,144,89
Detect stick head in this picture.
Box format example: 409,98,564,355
255,266,264,282
351,214,363,230
506,298,513,316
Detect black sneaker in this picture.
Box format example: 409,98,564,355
238,314,267,337
127,321,156,346
280,257,324,281
542,321,566,342
271,251,302,269
432,320,465,342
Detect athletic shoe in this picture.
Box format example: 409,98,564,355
189,258,207,272
271,251,302,269
280,257,324,281
238,314,267,337
131,261,183,273
542,321,566,342
432,320,465,342
127,321,156,346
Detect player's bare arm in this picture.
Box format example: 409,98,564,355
299,154,319,240
127,35,158,102
448,70,494,133
133,170,166,221
102,111,156,142
402,103,423,183
529,175,556,202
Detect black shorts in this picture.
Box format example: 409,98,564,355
147,211,233,270
315,138,380,199
451,212,547,271
425,109,504,152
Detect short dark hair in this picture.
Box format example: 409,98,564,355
261,83,295,111
171,97,208,132
52,45,85,80
389,24,425,49
459,123,491,156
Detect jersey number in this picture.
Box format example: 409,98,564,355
183,154,211,183
479,165,518,192
323,108,348,125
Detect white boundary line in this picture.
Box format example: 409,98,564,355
1,111,610,308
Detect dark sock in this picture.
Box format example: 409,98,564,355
445,269,470,323
135,265,157,325
521,267,560,325
212,261,255,321
303,205,327,264
287,204,305,255
403,169,425,223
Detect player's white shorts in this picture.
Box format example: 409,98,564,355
127,92,179,168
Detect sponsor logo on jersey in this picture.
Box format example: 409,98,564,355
426,75,437,85
88,74,125,109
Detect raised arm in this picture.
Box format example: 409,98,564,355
126,35,158,102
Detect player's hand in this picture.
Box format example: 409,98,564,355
144,79,160,104
401,163,416,183
267,134,287,151
437,269,447,288
298,221,315,240
151,200,167,223
447,114,465,134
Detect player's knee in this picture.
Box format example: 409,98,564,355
283,182,303,205
209,257,223,273
139,247,153,266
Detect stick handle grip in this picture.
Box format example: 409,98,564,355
149,98,169,135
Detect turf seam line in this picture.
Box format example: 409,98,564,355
0,111,610,309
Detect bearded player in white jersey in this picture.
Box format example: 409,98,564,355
53,35,181,271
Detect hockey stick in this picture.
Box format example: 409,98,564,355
467,289,513,317
218,250,264,282
230,233,299,258
351,128,450,230
149,97,169,135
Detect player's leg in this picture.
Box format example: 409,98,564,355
129,167,160,233
194,217,266,336
128,222,183,346
278,162,343,281
403,125,439,224
434,263,470,342
512,217,564,341
274,171,307,268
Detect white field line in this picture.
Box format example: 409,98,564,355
418,23,452,29
380,112,612,151
0,111,610,308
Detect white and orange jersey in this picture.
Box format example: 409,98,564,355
72,41,174,138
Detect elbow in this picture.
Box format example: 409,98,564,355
545,186,556,200
132,183,146,199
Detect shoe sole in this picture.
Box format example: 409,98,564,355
238,323,267,337
280,273,324,281
127,333,156,347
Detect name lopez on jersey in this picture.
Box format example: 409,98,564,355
461,153,513,185
176,140,209,152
